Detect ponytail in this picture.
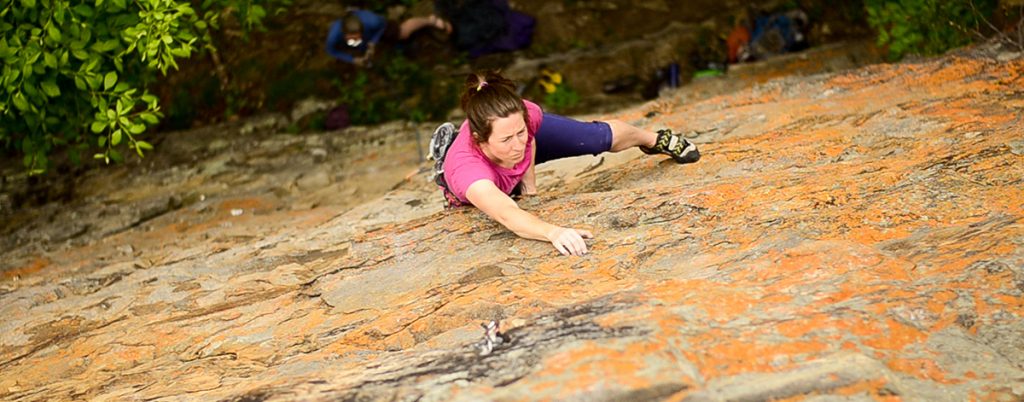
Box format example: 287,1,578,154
461,71,528,144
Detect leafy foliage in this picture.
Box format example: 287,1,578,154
336,54,458,126
0,0,283,174
543,84,579,114
865,0,997,60
535,68,578,113
201,0,275,33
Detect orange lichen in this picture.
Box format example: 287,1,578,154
863,318,926,351
697,338,831,377
887,358,957,383
529,340,686,398
775,315,827,338
1,257,49,281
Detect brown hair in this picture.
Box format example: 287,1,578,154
342,12,363,36
461,71,528,144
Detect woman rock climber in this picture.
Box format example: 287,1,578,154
431,71,700,256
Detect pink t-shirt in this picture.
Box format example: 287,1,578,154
442,100,544,205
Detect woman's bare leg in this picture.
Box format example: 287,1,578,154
606,119,658,152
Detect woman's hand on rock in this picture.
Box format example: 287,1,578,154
546,227,593,256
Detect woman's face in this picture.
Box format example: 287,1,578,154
478,112,528,167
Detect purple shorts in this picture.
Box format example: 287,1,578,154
535,113,613,165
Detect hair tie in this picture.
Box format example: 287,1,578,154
476,81,488,91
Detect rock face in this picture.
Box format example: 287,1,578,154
2,46,1024,401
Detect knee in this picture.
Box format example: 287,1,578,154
603,119,626,133
604,119,638,137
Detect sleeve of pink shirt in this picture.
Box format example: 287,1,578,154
445,144,498,202
524,99,543,135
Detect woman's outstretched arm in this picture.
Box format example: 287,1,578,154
466,179,591,255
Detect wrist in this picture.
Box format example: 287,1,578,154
544,226,563,241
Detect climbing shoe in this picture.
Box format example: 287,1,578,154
428,122,457,182
640,129,701,164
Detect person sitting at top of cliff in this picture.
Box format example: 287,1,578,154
428,71,701,256
326,9,451,67
729,8,810,63
434,0,535,58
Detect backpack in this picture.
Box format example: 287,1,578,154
428,123,463,208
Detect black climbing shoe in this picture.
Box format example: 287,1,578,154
640,129,701,164
429,122,457,182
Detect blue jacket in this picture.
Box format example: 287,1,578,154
326,10,387,64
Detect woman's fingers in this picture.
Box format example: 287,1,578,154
570,229,592,255
553,240,569,256
563,230,587,255
570,232,587,255
548,227,595,256
553,232,576,255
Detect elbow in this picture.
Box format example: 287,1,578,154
492,209,523,235
493,210,516,230
493,209,536,239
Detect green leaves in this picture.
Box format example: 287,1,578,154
140,111,159,124
12,92,30,111
91,39,120,52
129,122,146,134
865,0,997,60
72,4,95,18
2,0,287,174
46,24,62,42
43,51,57,67
104,71,117,90
1,0,184,174
40,79,60,97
